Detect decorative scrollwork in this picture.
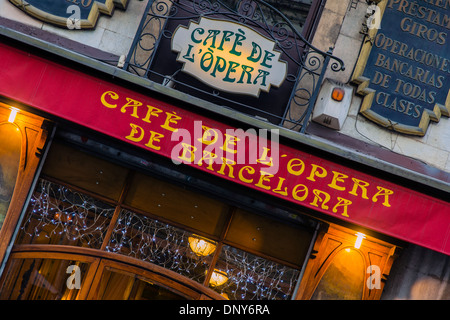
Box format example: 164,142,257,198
331,59,346,72
124,0,345,131
306,53,323,72
193,0,221,14
153,0,178,17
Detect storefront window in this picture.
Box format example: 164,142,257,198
0,258,90,300
107,209,215,284
311,248,365,300
0,123,21,230
5,139,313,300
212,245,300,300
12,177,304,299
14,176,304,300
94,266,188,300
16,179,115,248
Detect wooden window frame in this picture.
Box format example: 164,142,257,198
295,224,400,300
2,245,224,300
0,104,51,265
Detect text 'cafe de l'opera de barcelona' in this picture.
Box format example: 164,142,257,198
0,0,449,301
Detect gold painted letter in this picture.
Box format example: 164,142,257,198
161,111,181,132
142,105,163,123
332,197,352,217
307,164,327,182
310,189,330,210
101,91,119,109
145,131,164,150
178,143,197,163
125,123,145,142
121,98,143,118
328,171,348,191
287,158,305,176
372,187,394,207
238,166,255,183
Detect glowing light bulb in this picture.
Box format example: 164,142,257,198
209,269,228,287
188,236,216,256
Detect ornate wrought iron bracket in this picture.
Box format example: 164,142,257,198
124,0,345,132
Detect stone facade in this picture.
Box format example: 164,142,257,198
0,0,148,57
310,0,450,172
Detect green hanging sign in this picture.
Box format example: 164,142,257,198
171,17,288,97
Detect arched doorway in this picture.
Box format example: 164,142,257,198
0,245,224,300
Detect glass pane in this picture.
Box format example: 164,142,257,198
107,209,215,284
211,245,300,300
95,267,188,300
0,258,90,300
16,179,115,248
0,123,21,230
311,249,365,300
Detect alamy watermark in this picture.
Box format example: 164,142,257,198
66,5,81,30
366,3,382,30
170,121,280,175
66,265,81,290
367,265,381,289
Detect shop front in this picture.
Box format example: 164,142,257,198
0,105,399,301
0,33,449,300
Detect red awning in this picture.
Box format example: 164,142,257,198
0,42,449,255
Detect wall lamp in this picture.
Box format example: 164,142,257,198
354,232,366,249
8,107,20,123
188,235,217,257
209,269,228,287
